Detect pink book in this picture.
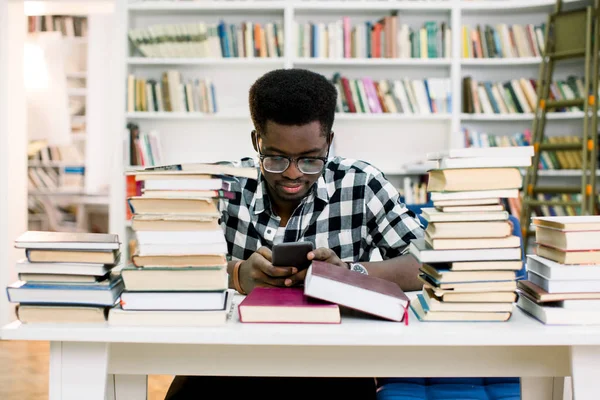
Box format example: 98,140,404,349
343,17,351,58
238,287,341,324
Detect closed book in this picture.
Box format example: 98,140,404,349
421,288,514,313
427,168,522,192
517,294,600,325
15,231,120,251
409,239,522,263
411,294,512,322
535,226,600,251
420,264,517,283
536,244,600,265
238,287,340,324
26,249,120,265
121,265,228,291
532,215,600,232
304,260,410,323
17,304,109,324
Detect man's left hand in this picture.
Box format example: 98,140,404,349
284,247,346,287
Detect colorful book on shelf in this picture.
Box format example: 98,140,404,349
303,260,410,323
238,287,341,324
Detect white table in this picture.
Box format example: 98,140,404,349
1,295,598,400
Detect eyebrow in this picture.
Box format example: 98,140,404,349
263,147,324,156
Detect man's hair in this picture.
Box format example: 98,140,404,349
249,68,337,137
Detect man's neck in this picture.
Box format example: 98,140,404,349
271,197,301,227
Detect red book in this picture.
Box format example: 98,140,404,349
238,287,341,324
304,260,410,324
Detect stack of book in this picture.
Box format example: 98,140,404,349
7,231,123,324
408,146,533,322
108,162,257,327
517,215,600,325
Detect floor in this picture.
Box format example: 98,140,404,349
0,340,173,399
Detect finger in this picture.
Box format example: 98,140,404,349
255,270,289,287
285,269,308,287
256,258,297,277
256,246,273,262
307,247,335,261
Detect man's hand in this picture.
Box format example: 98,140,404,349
286,247,347,286
238,247,297,293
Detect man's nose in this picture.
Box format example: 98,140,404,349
282,160,303,180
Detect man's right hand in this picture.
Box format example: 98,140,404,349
238,246,298,293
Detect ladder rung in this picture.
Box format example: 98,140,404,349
530,186,582,194
548,49,586,60
524,199,583,207
545,98,585,109
537,143,582,151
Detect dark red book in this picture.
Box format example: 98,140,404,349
304,260,410,323
238,287,340,324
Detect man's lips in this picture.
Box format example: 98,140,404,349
278,182,303,194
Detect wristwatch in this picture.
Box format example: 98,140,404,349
348,262,368,275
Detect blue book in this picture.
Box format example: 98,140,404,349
6,276,124,306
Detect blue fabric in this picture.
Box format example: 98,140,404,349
376,379,521,400
375,214,525,400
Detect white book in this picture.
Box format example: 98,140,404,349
427,146,534,160
15,259,112,276
526,254,600,280
434,156,532,169
120,290,227,311
409,239,522,263
430,189,519,201
528,270,600,293
421,208,509,222
517,295,600,325
135,230,226,245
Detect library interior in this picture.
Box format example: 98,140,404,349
1,0,600,399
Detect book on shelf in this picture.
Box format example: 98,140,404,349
408,147,532,322
127,70,217,113
516,215,600,325
461,23,545,59
295,16,450,59
128,20,283,58
7,231,124,324
462,75,590,115
27,15,87,37
331,73,451,115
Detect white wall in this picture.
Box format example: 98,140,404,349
0,0,27,327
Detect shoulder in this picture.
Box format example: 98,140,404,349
323,156,391,191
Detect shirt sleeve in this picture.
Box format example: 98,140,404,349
364,172,425,260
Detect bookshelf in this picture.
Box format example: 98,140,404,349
110,0,595,262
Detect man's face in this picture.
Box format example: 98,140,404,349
254,120,330,204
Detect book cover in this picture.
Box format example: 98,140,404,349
304,261,410,323
15,231,120,250
238,287,341,324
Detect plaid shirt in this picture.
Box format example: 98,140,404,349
218,156,424,262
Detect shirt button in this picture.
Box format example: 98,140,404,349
266,229,272,234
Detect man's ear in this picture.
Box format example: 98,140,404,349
328,131,335,147
251,130,258,152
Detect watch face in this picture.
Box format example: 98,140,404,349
351,263,368,275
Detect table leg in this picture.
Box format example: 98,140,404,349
521,377,554,400
49,341,109,400
570,346,600,400
106,374,147,400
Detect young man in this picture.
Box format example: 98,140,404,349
165,69,424,400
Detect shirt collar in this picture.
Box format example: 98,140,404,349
249,170,331,216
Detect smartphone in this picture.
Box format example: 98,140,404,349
271,241,314,271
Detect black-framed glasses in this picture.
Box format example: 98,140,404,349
254,132,330,175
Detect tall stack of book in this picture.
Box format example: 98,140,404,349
7,231,123,324
517,216,600,325
108,162,257,327
408,146,533,322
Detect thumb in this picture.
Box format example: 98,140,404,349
307,247,334,261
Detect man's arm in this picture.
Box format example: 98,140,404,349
360,253,423,292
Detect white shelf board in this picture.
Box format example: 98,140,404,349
292,58,451,67
67,88,87,96
460,112,587,121
28,161,85,168
66,71,87,79
536,169,600,177
335,113,451,121
459,0,582,12
461,57,542,66
127,1,286,11
126,112,250,120
127,57,285,66
294,1,452,11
